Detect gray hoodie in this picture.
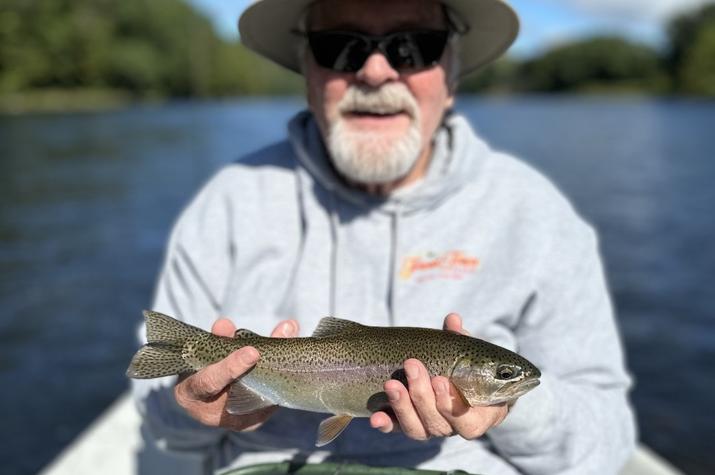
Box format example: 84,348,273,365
132,111,636,475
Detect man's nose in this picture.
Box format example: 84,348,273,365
355,52,399,86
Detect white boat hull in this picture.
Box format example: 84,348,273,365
39,392,683,475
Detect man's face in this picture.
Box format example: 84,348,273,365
305,0,456,186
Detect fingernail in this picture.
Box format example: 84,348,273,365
405,364,419,380
386,390,400,402
435,380,449,395
239,348,259,365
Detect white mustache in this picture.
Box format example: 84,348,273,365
338,84,419,118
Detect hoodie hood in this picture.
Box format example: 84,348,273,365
288,110,491,215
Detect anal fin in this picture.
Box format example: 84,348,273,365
226,381,276,415
316,414,353,447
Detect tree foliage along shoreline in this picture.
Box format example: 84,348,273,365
667,4,715,95
1,0,714,111
0,0,302,102
463,3,715,96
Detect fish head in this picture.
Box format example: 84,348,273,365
449,344,541,407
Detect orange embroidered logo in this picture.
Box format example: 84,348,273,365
399,250,479,282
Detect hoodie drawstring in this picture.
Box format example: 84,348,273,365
387,210,401,325
276,167,308,319
328,191,401,325
328,191,340,317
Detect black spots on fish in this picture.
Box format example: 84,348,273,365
127,344,194,378
175,332,252,370
266,353,290,365
131,312,233,378
143,311,205,345
266,367,293,388
245,326,529,384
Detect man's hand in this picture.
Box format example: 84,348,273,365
174,318,299,431
369,313,509,440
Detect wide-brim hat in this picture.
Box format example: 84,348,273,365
238,0,519,78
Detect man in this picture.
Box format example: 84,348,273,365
132,0,636,473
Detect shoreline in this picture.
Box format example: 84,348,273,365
4,88,711,116
0,89,141,115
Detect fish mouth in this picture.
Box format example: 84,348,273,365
491,377,541,404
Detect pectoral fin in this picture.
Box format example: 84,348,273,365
316,414,353,447
226,381,275,415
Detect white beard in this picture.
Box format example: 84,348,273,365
325,84,423,184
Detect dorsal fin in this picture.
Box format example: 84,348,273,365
312,317,365,338
234,329,259,339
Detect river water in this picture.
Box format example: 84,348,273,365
0,96,713,474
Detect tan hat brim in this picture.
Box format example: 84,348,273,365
238,0,519,77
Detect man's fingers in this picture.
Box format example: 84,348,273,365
369,411,396,433
433,377,507,439
212,318,237,337
403,359,453,438
433,376,471,426
384,379,429,440
434,382,485,438
183,347,260,401
443,313,469,336
271,319,299,338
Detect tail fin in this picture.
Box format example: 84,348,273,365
126,310,208,379
143,310,206,344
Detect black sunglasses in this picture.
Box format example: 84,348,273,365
304,29,451,73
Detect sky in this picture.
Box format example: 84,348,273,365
188,0,714,57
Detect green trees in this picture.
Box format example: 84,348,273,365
461,4,715,96
667,4,715,95
1,0,714,108
0,0,301,106
516,37,667,93
459,37,668,94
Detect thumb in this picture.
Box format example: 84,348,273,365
183,347,260,401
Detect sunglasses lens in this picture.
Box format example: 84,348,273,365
308,30,449,73
411,31,450,66
384,31,448,70
308,32,369,73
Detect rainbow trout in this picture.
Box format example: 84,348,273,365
127,311,540,446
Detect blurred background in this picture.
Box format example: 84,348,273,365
0,0,713,474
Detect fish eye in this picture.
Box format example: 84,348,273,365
496,364,521,380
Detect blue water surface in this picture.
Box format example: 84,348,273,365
0,96,712,474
